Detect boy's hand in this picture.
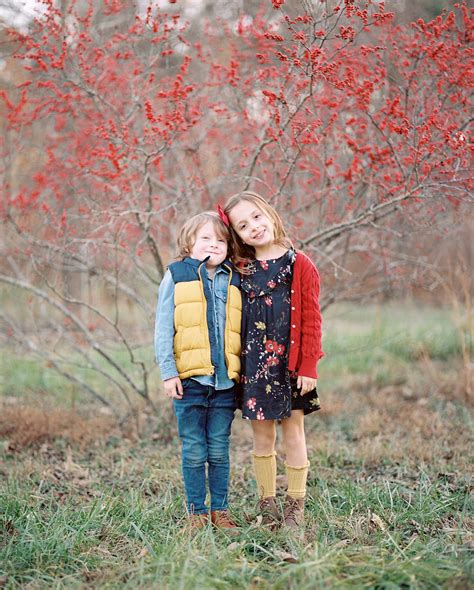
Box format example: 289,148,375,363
163,377,183,399
297,375,317,395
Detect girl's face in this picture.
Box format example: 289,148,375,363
189,221,228,269
228,200,275,249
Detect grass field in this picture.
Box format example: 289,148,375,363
1,303,472,589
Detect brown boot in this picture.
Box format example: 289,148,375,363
282,496,305,530
257,496,280,528
181,513,208,534
211,510,238,530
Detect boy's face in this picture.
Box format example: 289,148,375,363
189,221,228,269
228,200,274,249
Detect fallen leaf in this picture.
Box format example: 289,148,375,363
369,512,386,531
333,539,351,549
273,549,299,563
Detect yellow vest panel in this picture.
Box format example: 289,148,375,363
173,273,241,381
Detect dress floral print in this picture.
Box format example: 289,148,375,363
240,249,320,421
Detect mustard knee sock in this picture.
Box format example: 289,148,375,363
252,452,277,498
285,461,310,499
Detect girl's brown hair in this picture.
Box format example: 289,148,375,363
223,191,293,270
176,212,230,260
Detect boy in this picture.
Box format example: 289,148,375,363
155,212,241,530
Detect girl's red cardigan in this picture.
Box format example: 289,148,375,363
288,250,324,379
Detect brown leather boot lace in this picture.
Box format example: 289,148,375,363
283,496,304,529
257,496,280,526
211,510,238,529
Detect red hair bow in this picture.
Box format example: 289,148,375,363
217,204,230,227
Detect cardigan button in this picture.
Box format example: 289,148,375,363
291,340,295,344
291,306,295,310
292,324,296,328
291,289,294,293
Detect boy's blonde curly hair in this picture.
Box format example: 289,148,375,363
176,212,231,260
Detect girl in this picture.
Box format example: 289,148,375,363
155,212,241,531
221,192,323,531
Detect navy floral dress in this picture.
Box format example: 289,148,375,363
240,249,320,421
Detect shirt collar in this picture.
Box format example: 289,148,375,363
182,256,232,275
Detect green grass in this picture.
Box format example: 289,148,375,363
1,448,471,589
1,302,472,588
319,302,471,392
323,302,468,367
0,346,161,410
0,356,70,398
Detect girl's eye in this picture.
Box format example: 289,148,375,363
240,224,246,230
254,214,260,219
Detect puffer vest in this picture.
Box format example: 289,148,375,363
168,258,242,381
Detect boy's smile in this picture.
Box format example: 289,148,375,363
189,221,228,270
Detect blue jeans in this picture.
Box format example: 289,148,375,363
173,380,237,515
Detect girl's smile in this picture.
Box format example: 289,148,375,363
252,228,267,241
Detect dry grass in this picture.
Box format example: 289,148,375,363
0,401,118,450
353,391,469,465
303,358,471,474
2,356,470,468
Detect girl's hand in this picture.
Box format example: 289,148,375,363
163,377,183,399
297,375,317,395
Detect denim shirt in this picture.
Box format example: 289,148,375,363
154,260,235,391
